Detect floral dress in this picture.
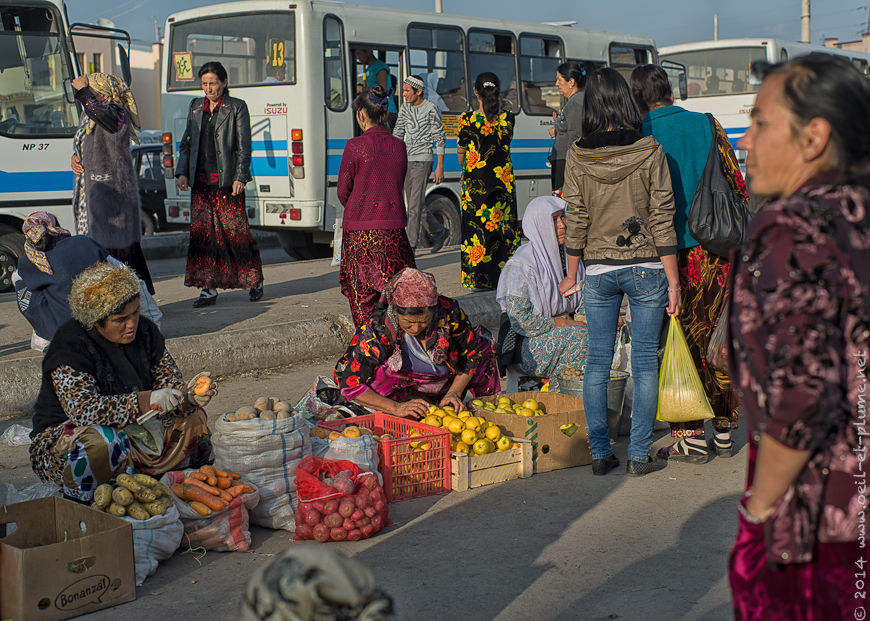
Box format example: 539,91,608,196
457,110,521,290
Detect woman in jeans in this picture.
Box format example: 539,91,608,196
559,68,681,477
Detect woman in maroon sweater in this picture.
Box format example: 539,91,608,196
338,85,416,328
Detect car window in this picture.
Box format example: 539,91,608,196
137,149,161,181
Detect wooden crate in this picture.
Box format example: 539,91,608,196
450,437,533,491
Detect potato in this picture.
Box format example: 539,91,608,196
273,400,292,412
253,396,271,412
93,484,113,509
107,502,127,517
132,473,158,487
276,410,290,419
111,486,134,507
259,409,277,420
152,482,172,498
144,496,172,517
269,397,282,409
235,405,258,419
116,474,142,494
126,501,150,521
134,487,158,503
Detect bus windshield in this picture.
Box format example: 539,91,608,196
660,46,767,97
0,5,78,137
167,12,296,89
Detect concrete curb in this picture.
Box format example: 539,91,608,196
0,293,501,420
141,230,280,260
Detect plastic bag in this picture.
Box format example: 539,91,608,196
331,217,343,267
706,305,729,372
321,434,382,484
211,409,310,532
125,504,184,585
0,423,32,446
293,456,389,542
162,470,260,551
656,315,714,423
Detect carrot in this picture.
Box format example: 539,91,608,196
182,484,227,511
189,501,213,516
170,483,186,499
185,477,221,496
217,489,233,503
200,534,227,548
185,525,219,542
227,472,241,480
240,484,255,493
212,466,229,478
189,471,209,482
199,465,218,486
215,476,232,489
226,485,245,498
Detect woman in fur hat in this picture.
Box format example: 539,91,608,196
28,263,214,503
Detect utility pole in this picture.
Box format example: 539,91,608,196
801,0,811,43
435,0,442,13
713,13,719,40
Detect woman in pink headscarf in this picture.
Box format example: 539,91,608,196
334,268,500,419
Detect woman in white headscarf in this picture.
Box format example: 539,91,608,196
496,196,587,391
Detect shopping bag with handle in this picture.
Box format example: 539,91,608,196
656,315,714,423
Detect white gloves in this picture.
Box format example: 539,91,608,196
148,388,183,414
186,371,217,407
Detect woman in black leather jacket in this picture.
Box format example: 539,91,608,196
175,61,264,307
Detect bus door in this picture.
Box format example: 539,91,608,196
349,44,403,134
322,14,348,230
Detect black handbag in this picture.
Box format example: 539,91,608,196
495,312,525,377
688,114,751,257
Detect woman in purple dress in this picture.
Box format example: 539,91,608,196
728,54,870,619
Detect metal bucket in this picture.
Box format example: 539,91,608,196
557,370,630,441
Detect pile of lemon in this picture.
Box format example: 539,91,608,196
417,405,518,456
471,395,546,417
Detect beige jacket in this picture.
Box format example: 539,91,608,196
562,133,677,265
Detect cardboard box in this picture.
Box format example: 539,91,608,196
473,392,592,473
451,437,533,491
0,497,136,620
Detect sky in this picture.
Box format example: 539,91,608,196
68,0,870,48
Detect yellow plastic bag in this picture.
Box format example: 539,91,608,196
656,315,714,423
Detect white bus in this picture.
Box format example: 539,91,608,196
659,38,870,170
0,0,130,291
161,1,657,259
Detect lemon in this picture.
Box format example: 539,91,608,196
464,417,482,430
470,399,484,407
454,441,470,455
446,418,465,435
484,425,502,442
522,398,539,411
496,435,513,451
427,404,437,413
519,408,534,417
498,396,513,406
460,428,479,445
458,410,472,420
472,438,495,455
421,415,442,428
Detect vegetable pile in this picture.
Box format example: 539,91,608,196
91,473,173,520
294,457,389,543
225,396,293,421
168,465,255,516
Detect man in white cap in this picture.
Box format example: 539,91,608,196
393,74,449,253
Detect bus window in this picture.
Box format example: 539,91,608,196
609,44,653,80
780,48,788,62
323,15,346,110
468,29,519,113
518,34,563,116
660,47,767,97
167,12,296,89
0,5,77,137
407,24,466,113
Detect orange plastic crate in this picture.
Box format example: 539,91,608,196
319,412,450,502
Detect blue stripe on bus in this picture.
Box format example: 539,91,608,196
252,140,288,150
0,170,74,193
325,150,550,176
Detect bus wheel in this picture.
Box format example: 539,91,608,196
425,195,460,247
277,231,331,261
0,227,24,293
